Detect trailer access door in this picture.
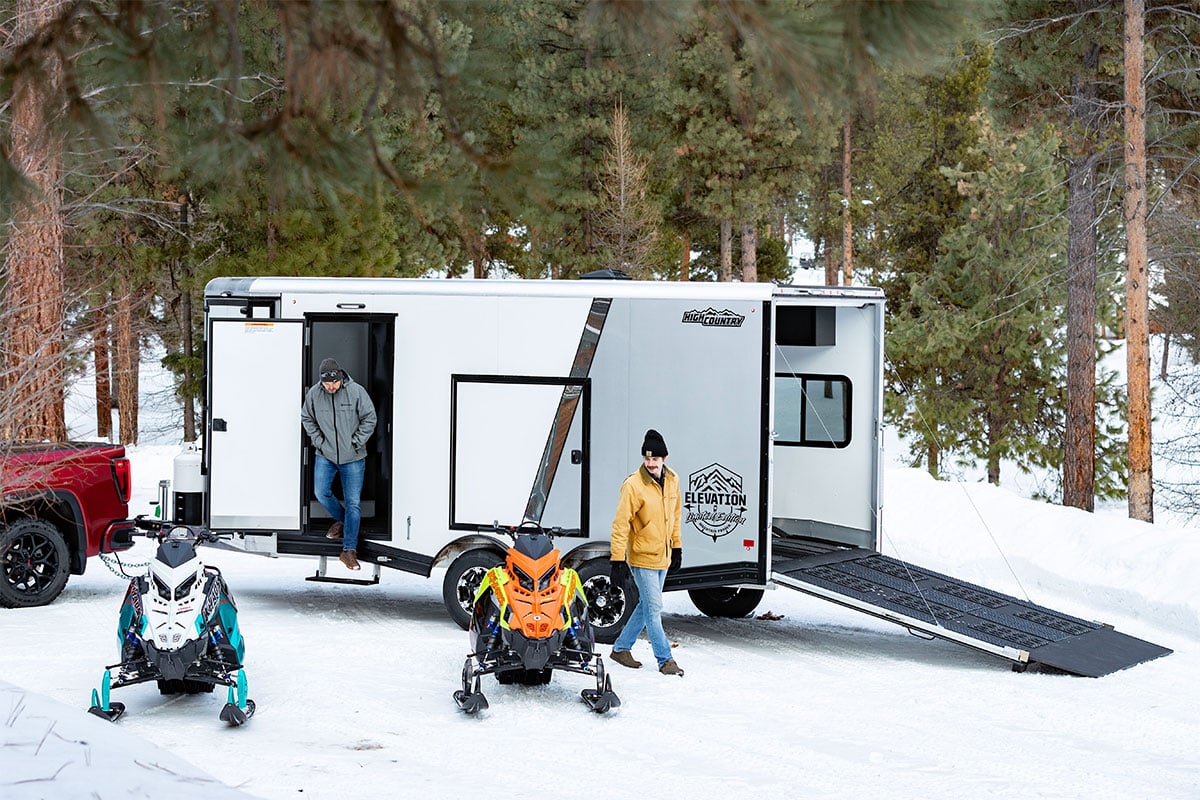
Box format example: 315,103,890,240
207,318,304,531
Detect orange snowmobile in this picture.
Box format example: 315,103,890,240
453,523,619,714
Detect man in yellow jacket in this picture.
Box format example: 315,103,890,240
609,429,685,676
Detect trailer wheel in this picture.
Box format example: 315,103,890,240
442,549,504,630
577,557,638,645
0,518,71,609
688,587,764,618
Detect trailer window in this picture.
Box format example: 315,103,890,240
774,374,851,448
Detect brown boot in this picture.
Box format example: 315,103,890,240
610,650,642,669
659,659,684,676
326,522,343,540
339,550,360,570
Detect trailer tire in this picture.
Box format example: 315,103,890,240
442,549,504,630
576,557,637,645
0,518,71,609
688,587,764,618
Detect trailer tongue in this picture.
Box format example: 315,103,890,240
770,535,1172,677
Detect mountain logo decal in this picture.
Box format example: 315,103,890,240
684,463,749,541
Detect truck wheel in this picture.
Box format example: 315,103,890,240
688,587,765,618
576,557,638,645
442,549,504,630
0,518,71,608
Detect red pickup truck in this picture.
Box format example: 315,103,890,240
0,442,135,608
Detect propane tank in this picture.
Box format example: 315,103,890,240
172,449,205,525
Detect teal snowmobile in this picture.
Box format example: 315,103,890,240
88,521,255,725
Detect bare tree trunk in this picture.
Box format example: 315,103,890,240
926,440,939,480
1,0,69,442
181,286,197,443
177,195,197,443
719,219,732,282
1124,0,1153,521
1160,332,1169,381
841,110,853,287
740,224,757,282
93,302,112,440
1063,32,1103,512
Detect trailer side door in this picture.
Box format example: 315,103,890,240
207,318,304,531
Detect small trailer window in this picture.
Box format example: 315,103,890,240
774,374,852,448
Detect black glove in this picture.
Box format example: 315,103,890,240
609,559,631,587
670,548,682,572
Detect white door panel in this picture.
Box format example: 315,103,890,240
208,319,304,530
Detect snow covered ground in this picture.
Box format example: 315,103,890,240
5,330,1199,799
3,444,1197,799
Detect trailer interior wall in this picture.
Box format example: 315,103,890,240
770,299,883,550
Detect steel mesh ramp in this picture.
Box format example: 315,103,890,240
771,545,1171,677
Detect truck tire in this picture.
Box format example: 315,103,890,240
576,557,638,645
442,549,504,630
688,586,765,618
0,518,72,608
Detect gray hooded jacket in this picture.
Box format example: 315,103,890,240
301,372,377,465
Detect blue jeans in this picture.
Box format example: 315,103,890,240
313,454,365,552
613,566,672,667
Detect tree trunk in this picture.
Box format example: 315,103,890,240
719,219,732,282
841,110,853,287
680,176,692,281
926,440,940,480
1063,33,1103,512
181,287,197,443
1160,332,1169,381
178,195,197,443
1124,0,1153,521
93,302,112,440
1,0,68,442
740,224,757,282
115,266,140,445
680,230,691,281
823,239,836,286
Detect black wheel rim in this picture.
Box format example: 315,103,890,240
3,528,61,594
581,575,625,629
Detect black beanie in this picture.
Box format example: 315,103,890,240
318,358,342,378
641,429,668,458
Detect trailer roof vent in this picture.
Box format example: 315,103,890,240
579,268,631,280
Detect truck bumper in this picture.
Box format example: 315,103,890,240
100,520,137,553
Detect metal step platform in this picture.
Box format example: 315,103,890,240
771,536,1172,677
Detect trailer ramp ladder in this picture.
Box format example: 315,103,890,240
770,535,1171,677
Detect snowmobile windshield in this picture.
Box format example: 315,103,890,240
514,534,554,560
157,540,197,568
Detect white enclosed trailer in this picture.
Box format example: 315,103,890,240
185,275,1168,675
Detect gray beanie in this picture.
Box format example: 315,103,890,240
318,358,343,380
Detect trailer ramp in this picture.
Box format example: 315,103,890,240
771,536,1171,677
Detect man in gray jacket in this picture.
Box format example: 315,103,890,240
301,357,377,570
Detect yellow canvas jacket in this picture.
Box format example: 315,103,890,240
610,465,682,570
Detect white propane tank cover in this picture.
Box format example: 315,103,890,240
173,449,204,493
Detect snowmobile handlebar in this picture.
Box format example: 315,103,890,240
489,520,586,540
132,515,223,544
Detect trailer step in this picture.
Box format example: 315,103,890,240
305,556,381,586
770,540,1171,677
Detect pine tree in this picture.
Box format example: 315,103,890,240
594,102,658,278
